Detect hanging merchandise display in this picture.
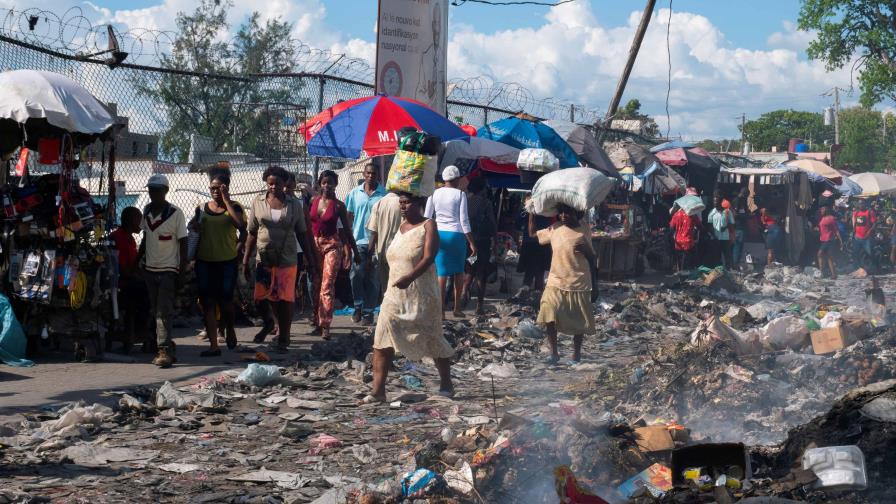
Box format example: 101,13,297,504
0,70,119,363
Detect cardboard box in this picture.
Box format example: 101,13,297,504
634,425,675,452
811,327,855,355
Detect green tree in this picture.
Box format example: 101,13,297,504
695,139,742,152
799,0,896,106
135,0,303,162
740,109,832,151
617,99,661,137
836,106,896,171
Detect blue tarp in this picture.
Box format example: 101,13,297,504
477,117,579,168
0,293,33,367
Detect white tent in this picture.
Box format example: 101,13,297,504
848,172,896,196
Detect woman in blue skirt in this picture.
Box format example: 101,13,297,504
425,165,478,318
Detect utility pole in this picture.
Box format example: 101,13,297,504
605,0,657,119
740,113,746,146
834,86,840,145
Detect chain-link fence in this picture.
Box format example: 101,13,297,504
0,34,535,215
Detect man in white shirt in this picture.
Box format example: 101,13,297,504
138,174,188,368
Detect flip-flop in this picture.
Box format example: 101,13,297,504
358,394,386,405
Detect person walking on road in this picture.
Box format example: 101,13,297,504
817,206,843,279
364,193,455,403
462,176,496,315
138,174,188,368
243,166,316,353
309,170,358,340
708,195,735,268
192,168,245,357
669,207,699,272
346,162,386,325
529,204,596,364
852,199,877,273
425,165,477,318
367,190,403,298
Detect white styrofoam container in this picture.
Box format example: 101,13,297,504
802,445,867,491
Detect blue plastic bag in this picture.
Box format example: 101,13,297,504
0,293,33,367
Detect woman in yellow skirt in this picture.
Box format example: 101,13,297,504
528,203,596,363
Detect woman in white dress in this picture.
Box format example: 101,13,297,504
364,193,455,403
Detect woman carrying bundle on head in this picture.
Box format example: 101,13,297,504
528,203,596,364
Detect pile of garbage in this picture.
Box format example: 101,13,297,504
2,263,895,503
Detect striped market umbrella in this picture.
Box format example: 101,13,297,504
299,94,466,159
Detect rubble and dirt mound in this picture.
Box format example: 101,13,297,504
2,266,896,503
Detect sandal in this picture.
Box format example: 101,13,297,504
452,310,465,319
307,326,322,336
358,394,386,405
321,328,331,341
200,348,222,357
437,388,455,399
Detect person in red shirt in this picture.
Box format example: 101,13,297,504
110,206,148,354
852,200,877,271
670,208,699,272
817,206,842,279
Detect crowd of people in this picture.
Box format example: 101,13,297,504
667,186,896,279
109,163,586,379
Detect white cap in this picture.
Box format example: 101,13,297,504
442,165,461,182
146,174,170,188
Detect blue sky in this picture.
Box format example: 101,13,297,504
0,0,864,138
319,0,803,53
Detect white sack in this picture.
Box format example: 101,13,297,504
525,167,613,217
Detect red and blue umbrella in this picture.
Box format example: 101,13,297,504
299,94,466,159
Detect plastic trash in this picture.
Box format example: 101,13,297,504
803,266,823,279
515,320,543,339
399,375,423,390
820,311,842,329
444,462,475,495
760,315,809,351
401,468,444,498
802,446,867,491
50,403,113,432
236,363,281,386
478,362,520,380
155,381,219,409
0,293,33,367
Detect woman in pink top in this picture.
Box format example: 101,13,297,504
309,170,358,340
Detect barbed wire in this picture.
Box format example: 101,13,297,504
0,6,600,124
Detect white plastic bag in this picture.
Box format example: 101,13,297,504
525,167,613,216
516,148,559,173
760,315,809,350
237,363,282,386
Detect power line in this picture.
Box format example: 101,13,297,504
664,0,672,139
451,0,578,6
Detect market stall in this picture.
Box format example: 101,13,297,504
716,166,813,265
0,70,118,361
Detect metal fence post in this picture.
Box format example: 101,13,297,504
313,75,324,182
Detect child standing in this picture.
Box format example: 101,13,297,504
528,203,596,363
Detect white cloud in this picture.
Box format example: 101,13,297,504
445,2,855,138
3,0,860,138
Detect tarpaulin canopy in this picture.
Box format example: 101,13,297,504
650,140,696,153
299,94,466,159
849,172,896,196
0,69,115,154
542,119,620,178
787,159,842,184
478,116,579,168
441,136,520,176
